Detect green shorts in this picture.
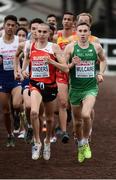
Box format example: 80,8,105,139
69,87,98,105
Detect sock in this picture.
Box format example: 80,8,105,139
78,139,84,147
83,138,88,145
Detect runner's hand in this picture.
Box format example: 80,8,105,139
72,56,81,65
44,56,52,64
14,71,22,81
21,70,29,79
97,74,104,83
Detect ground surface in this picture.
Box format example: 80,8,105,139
0,76,116,179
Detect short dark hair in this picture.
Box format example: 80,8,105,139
30,18,44,27
16,27,28,37
46,14,57,20
63,11,75,21
4,15,17,23
19,17,28,22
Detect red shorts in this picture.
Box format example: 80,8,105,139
56,70,69,84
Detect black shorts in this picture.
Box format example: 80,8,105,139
30,80,58,102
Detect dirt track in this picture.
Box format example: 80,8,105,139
0,76,116,179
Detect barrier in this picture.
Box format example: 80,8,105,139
99,38,116,76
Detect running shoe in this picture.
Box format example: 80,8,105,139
77,145,85,163
61,132,69,143
18,130,25,139
13,129,20,134
83,143,92,159
6,135,15,147
32,142,42,160
43,139,51,160
50,136,57,143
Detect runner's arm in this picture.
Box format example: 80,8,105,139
95,44,107,83
97,44,107,75
47,43,69,73
64,43,75,69
14,42,24,73
21,46,30,78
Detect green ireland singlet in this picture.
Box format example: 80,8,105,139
69,43,98,105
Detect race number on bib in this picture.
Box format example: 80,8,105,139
75,60,95,78
3,59,13,71
32,60,49,78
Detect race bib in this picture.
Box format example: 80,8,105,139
75,60,95,78
31,60,49,78
3,58,13,71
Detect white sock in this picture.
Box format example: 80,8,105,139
83,138,88,145
78,139,84,147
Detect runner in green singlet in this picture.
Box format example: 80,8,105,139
64,22,107,163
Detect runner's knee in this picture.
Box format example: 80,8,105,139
59,99,68,108
31,111,38,120
81,112,90,120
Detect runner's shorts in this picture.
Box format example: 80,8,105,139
69,87,98,105
29,80,58,102
0,79,22,93
56,70,69,84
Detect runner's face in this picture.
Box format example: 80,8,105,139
37,25,50,42
31,23,39,40
78,16,91,26
77,25,90,43
18,20,29,31
47,17,57,26
17,30,27,42
4,20,16,35
62,14,74,30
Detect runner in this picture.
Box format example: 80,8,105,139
18,17,29,32
72,12,102,140
0,15,22,147
53,12,76,143
14,18,44,143
64,22,107,162
14,27,28,139
21,23,69,160
46,14,57,34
